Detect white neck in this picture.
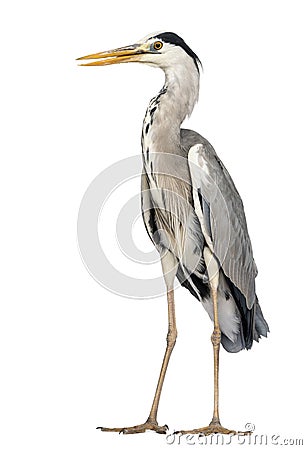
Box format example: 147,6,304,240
163,59,200,125
142,57,200,153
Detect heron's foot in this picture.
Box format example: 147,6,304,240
97,419,168,435
175,419,250,436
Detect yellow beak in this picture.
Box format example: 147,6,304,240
76,44,145,66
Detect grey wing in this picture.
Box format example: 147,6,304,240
184,131,257,310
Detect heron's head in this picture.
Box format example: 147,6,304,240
77,32,201,74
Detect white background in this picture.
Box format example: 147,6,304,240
1,1,307,449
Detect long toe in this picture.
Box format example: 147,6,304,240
97,421,168,435
175,424,250,436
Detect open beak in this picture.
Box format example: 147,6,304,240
76,44,146,66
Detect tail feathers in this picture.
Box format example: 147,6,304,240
225,276,255,350
254,298,269,340
221,298,269,353
221,325,245,353
176,265,269,353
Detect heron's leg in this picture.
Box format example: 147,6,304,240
97,251,177,435
147,286,177,423
176,286,236,435
210,285,222,426
176,250,249,436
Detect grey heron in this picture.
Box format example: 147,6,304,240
77,31,269,436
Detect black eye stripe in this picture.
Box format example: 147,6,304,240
153,32,201,71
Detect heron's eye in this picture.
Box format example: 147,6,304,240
153,41,163,51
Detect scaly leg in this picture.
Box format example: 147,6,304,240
177,251,249,436
98,252,177,434
177,287,236,435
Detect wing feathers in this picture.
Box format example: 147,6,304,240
188,142,257,309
